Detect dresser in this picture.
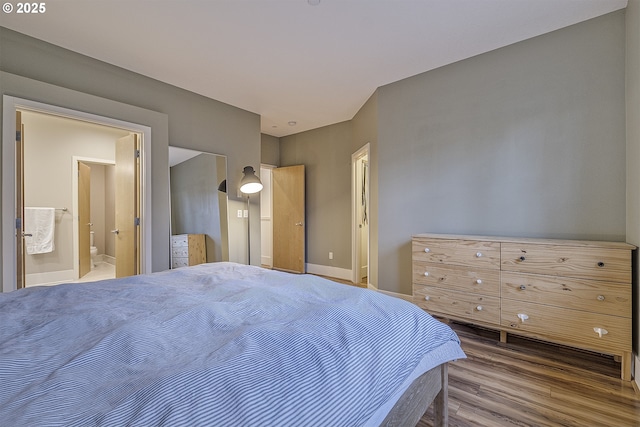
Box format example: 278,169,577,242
171,234,207,268
412,233,635,381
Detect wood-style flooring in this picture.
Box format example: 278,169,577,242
419,322,640,427
318,275,639,426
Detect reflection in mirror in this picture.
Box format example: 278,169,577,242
169,147,229,266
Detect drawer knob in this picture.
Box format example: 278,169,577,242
597,262,605,268
519,256,526,262
476,305,483,311
517,313,529,322
593,327,608,338
476,279,483,285
519,285,526,290
423,272,429,277
424,248,430,253
476,252,483,258
597,295,605,301
424,296,430,301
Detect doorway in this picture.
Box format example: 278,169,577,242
73,157,116,283
2,97,150,292
352,144,370,286
21,111,139,286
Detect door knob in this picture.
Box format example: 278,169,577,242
111,229,120,235
22,232,32,237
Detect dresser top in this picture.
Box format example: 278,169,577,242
412,233,636,250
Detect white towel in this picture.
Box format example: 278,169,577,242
24,207,56,255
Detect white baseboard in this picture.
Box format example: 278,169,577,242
261,255,272,268
26,269,75,287
101,254,116,265
306,263,352,281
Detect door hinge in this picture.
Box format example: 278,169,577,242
135,149,141,158
15,217,21,229
16,131,21,141
134,217,140,226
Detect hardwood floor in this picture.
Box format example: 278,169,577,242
419,322,640,427
317,274,639,426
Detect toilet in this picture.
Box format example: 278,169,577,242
90,231,98,269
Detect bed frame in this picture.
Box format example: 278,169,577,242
380,363,448,427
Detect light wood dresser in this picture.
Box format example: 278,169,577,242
412,233,635,381
171,234,207,268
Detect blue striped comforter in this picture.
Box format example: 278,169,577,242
0,262,464,426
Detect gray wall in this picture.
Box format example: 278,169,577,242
170,153,223,262
261,133,280,166
280,121,353,269
0,27,261,280
276,11,627,296
625,0,640,374
376,11,626,295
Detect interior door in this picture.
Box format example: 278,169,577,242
78,162,91,278
272,165,305,273
15,111,25,289
115,134,140,278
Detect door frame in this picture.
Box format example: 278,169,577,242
72,156,116,280
259,164,275,268
2,96,152,293
351,143,371,287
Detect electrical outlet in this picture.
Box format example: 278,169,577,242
329,252,333,260
243,210,248,218
237,210,243,218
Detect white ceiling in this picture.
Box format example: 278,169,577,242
1,0,627,137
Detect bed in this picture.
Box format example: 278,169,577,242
0,262,465,426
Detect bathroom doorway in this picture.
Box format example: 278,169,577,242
17,109,140,287
74,157,116,282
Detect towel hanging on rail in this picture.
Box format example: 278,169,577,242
24,207,55,254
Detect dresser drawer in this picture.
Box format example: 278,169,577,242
413,262,500,297
501,272,631,318
501,300,631,354
413,285,500,326
171,234,189,246
172,247,189,257
172,257,189,268
501,243,631,283
413,238,500,270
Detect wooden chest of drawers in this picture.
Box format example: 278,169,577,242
171,234,207,268
412,233,635,380
412,238,501,327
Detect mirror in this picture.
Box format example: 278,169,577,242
169,147,229,265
